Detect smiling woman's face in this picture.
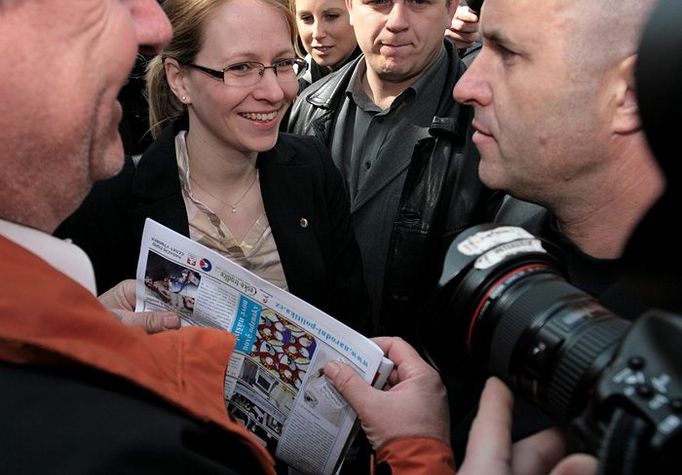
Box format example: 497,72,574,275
295,0,357,69
177,0,299,155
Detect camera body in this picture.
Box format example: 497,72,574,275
577,308,681,471
423,224,681,473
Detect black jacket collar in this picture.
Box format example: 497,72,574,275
130,116,298,204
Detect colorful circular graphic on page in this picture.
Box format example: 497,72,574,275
250,309,317,388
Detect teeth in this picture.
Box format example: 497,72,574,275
242,112,277,121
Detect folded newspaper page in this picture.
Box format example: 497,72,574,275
135,219,392,475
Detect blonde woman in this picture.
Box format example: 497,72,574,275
291,0,361,90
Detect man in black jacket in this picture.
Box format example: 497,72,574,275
288,0,491,341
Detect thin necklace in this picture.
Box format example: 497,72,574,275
190,170,259,214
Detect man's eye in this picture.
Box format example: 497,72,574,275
499,46,518,62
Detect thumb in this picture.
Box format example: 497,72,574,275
118,279,138,307
458,6,479,22
120,311,181,334
550,454,598,475
324,361,376,418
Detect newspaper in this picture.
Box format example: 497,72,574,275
135,219,392,475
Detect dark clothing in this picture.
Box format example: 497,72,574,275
618,190,682,315
541,220,629,310
508,212,656,320
0,363,269,474
490,198,643,316
56,118,371,334
298,47,363,93
534,213,681,319
288,40,492,341
329,52,449,324
118,54,154,156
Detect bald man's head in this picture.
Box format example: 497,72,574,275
563,0,657,74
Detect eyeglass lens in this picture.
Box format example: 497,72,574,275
224,59,306,87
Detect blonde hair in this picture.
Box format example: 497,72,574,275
147,0,298,138
288,0,306,58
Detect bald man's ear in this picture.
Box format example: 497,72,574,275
612,55,642,134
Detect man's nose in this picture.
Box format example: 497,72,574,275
133,0,173,56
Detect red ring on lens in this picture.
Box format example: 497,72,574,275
466,264,548,352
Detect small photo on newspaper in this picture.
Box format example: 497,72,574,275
135,219,393,475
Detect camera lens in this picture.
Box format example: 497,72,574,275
424,224,631,423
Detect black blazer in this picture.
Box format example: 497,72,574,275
0,362,269,474
57,118,371,334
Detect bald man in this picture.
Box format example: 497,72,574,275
454,0,663,316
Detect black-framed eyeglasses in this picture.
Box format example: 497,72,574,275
184,58,308,87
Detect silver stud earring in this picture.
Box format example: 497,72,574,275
181,96,188,102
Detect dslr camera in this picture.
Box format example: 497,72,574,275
423,224,680,474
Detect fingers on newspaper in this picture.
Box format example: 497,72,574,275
135,219,392,475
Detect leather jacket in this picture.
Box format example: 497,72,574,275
288,41,492,341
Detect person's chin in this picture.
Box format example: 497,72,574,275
89,102,127,181
90,137,126,182
243,132,279,154
376,67,413,83
374,58,416,82
256,136,279,152
477,159,507,192
314,54,339,69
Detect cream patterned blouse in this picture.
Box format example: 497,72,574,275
174,131,288,290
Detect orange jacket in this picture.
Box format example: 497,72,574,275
0,236,275,473
377,438,456,475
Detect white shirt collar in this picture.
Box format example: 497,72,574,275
0,218,97,295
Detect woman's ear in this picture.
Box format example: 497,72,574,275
612,55,641,134
164,58,191,104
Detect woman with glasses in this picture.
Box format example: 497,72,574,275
57,0,370,335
